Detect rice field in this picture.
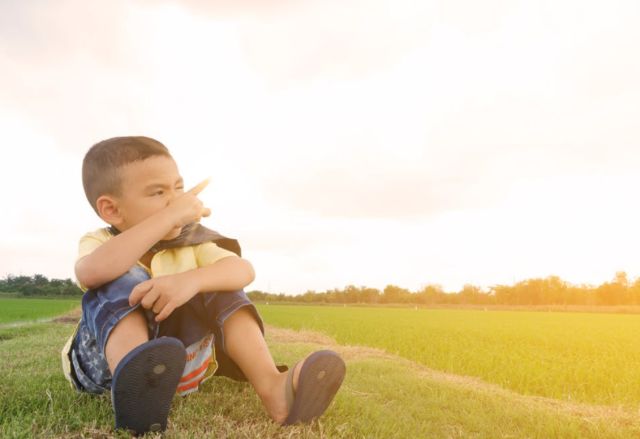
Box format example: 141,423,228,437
0,297,80,324
256,304,640,407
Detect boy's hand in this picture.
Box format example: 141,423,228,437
128,272,200,322
163,178,212,229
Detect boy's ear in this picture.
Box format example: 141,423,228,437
95,195,124,226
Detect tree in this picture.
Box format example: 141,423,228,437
381,285,411,303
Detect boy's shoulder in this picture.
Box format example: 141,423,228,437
79,227,113,243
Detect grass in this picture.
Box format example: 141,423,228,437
3,301,640,437
0,297,80,324
1,320,639,438
257,304,640,407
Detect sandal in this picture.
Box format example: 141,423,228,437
111,337,186,435
281,349,346,426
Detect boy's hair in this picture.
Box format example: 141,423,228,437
82,136,172,214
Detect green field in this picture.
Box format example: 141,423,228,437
2,300,640,437
0,297,80,324
257,304,640,407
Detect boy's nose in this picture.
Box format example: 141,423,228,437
166,189,179,204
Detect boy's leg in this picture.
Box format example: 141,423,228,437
79,266,157,376
169,289,344,424
72,266,155,392
104,308,149,373
222,307,305,423
73,265,185,434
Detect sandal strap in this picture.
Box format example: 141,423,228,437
284,361,299,411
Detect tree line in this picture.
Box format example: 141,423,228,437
247,272,640,306
3,271,640,306
0,274,82,296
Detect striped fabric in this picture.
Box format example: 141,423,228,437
177,333,217,396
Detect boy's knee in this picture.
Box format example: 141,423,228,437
109,309,148,343
82,266,151,315
105,265,151,293
222,305,263,334
105,309,150,373
87,265,150,295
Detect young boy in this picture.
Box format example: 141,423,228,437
60,136,346,435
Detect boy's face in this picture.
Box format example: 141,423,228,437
108,155,185,241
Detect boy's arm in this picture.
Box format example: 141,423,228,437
75,180,211,290
188,255,255,292
74,210,176,290
129,256,255,322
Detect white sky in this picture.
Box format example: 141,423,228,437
1,0,639,295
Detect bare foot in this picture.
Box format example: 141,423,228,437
260,355,308,424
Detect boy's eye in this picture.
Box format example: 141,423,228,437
151,187,183,196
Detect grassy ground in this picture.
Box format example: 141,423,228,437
258,304,640,407
1,315,640,438
0,297,80,325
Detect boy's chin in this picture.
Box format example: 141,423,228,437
161,227,182,241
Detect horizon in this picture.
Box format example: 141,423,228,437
1,270,637,296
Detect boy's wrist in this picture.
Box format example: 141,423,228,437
177,270,203,295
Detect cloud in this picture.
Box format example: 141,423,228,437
148,0,291,17
0,0,131,65
0,109,92,279
229,0,640,218
0,0,153,154
2,0,640,224
152,0,443,82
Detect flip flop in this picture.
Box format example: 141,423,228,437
281,349,346,426
111,337,186,435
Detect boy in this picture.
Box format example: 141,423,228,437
60,136,346,435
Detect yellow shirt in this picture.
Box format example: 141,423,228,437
75,227,239,291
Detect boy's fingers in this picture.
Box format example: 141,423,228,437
155,303,176,322
201,207,211,217
129,280,153,306
152,295,170,314
187,178,210,196
140,287,160,309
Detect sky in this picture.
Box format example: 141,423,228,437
1,0,639,295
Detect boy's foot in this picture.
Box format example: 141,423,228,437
111,337,186,435
280,350,346,426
